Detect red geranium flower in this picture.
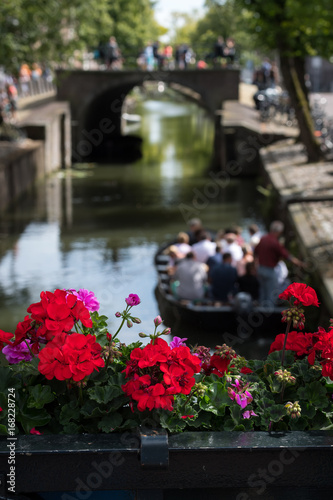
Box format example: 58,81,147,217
240,366,253,374
0,330,14,349
202,354,233,377
269,330,314,360
279,283,319,307
38,332,104,382
122,338,201,412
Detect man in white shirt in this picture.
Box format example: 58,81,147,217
172,252,207,300
192,231,216,264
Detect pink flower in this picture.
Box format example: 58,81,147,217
154,315,163,327
125,294,141,306
2,340,33,364
170,336,188,349
30,427,43,435
235,392,253,409
72,289,100,312
243,410,258,419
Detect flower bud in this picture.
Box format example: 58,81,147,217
127,319,133,328
106,332,112,341
161,327,171,335
154,315,163,327
131,317,141,324
115,312,121,318
285,401,301,419
194,382,207,397
138,332,148,338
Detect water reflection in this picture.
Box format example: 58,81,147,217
0,96,268,356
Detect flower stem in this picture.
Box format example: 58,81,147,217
281,320,292,367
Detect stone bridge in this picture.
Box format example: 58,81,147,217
56,68,240,166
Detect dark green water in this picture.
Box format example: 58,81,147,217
0,96,267,354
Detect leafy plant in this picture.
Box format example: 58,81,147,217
0,283,332,435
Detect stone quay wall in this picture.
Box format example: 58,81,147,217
0,99,71,212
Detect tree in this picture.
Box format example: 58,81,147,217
106,0,163,65
190,0,257,65
0,0,115,73
236,0,333,162
0,0,163,73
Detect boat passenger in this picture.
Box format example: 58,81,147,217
254,220,304,305
171,251,208,301
164,245,185,275
207,252,238,302
236,261,260,301
192,230,216,264
174,232,192,256
248,223,262,250
218,232,243,267
206,243,223,270
187,218,203,245
236,244,254,277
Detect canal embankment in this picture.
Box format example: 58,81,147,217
259,139,333,316
0,91,71,212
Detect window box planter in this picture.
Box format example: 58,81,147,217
1,429,333,500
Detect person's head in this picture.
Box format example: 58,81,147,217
186,251,195,260
197,230,210,242
248,223,259,236
165,245,179,259
245,261,256,275
241,244,253,257
224,233,236,244
223,252,232,264
188,218,202,232
177,232,189,244
269,220,284,235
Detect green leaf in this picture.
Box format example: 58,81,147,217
199,382,230,416
80,400,108,419
27,385,55,409
297,381,329,409
289,416,308,431
267,375,283,394
16,407,51,433
308,411,332,430
0,424,8,435
60,401,80,425
63,422,81,434
267,404,287,422
230,404,242,424
97,413,123,433
88,385,123,405
300,402,316,419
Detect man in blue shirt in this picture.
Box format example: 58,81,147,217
208,252,238,302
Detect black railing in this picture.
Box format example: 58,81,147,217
1,429,333,499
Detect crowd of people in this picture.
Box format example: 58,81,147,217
164,219,304,307
96,35,237,71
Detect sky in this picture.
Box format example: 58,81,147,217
154,0,206,39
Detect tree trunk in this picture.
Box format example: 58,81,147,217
279,55,325,163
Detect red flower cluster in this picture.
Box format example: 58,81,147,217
279,283,319,307
1,289,93,354
202,344,236,377
122,338,201,412
269,326,333,378
38,332,104,382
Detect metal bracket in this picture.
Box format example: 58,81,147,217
139,427,169,470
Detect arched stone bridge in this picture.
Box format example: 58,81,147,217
56,68,240,166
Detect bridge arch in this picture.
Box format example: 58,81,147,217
56,69,239,165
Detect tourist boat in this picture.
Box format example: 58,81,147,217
154,246,285,337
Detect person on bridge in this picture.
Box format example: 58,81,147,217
105,37,121,70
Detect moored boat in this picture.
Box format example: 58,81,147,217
154,246,285,338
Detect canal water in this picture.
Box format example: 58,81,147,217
0,93,270,357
